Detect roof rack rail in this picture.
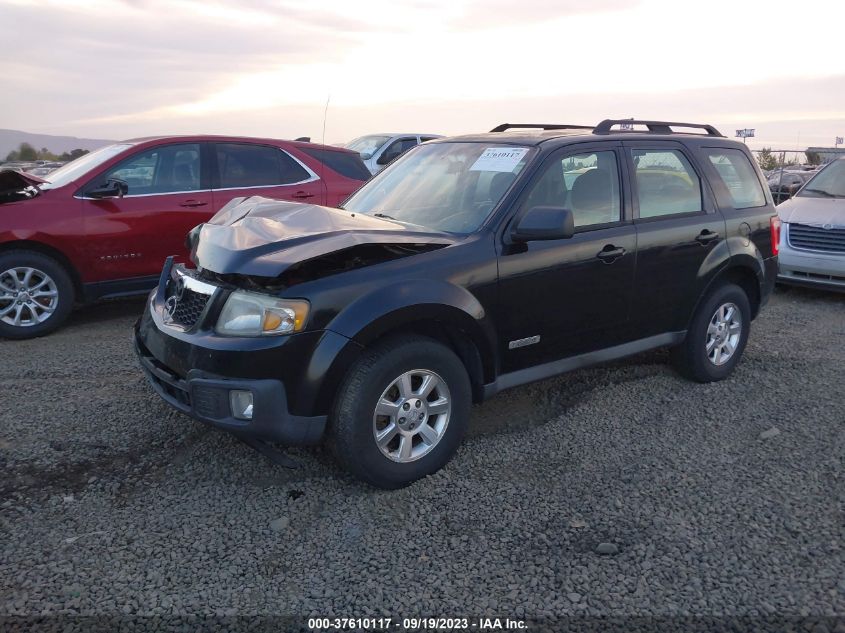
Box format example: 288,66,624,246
593,119,724,137
489,123,593,133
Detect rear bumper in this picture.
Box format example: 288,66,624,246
134,324,327,444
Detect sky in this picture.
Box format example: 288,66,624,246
1,0,844,150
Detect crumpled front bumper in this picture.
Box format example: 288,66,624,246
134,322,327,444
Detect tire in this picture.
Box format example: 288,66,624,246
672,282,751,383
0,250,75,340
329,335,471,489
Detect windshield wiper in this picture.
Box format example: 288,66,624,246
801,188,838,198
373,212,398,220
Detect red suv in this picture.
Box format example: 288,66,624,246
0,135,370,338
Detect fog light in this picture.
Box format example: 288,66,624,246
230,390,254,420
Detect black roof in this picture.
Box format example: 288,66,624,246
437,119,736,148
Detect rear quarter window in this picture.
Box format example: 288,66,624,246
704,148,766,209
302,148,371,181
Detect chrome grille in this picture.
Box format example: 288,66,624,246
163,270,216,329
788,223,845,253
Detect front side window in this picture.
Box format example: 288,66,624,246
342,142,534,234
521,150,621,228
633,149,703,218
384,138,418,157
705,148,766,208
797,160,845,199
215,144,310,189
42,143,133,190
101,143,200,195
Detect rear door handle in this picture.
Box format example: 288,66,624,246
291,191,315,200
179,200,208,208
596,245,626,263
695,229,720,245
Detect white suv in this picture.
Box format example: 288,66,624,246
346,133,443,174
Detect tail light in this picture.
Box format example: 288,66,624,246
770,216,781,256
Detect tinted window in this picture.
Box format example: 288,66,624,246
301,147,370,181
705,149,766,208
215,144,310,188
522,150,621,228
383,138,417,159
101,143,200,195
633,149,702,218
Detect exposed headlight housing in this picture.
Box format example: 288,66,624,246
216,290,308,337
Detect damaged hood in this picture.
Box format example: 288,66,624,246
778,195,845,227
0,169,46,202
194,196,457,277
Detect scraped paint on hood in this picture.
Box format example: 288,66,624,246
194,196,456,277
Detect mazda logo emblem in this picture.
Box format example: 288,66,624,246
163,277,186,323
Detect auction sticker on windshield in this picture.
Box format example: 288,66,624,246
469,147,528,173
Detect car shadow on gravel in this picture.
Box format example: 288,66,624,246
467,349,671,438
65,296,147,328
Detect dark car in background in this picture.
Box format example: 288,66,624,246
135,119,778,489
0,135,369,339
768,170,814,204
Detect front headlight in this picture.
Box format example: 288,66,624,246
216,290,309,337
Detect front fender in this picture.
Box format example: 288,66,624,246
325,278,497,378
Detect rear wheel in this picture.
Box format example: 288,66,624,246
0,251,75,340
672,282,751,383
329,335,471,489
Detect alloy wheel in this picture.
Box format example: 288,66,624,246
372,369,452,463
0,267,59,327
705,302,742,366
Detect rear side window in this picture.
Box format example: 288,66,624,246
215,143,310,188
632,149,702,218
705,148,766,208
301,147,371,181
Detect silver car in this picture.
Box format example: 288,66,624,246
777,158,845,291
346,133,443,175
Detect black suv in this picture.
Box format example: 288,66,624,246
135,119,780,489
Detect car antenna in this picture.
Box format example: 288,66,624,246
322,93,331,145
321,93,331,204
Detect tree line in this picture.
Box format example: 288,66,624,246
756,148,822,171
4,142,90,163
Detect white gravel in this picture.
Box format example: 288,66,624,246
0,287,843,628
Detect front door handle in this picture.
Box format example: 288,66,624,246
291,191,315,200
695,229,720,245
596,245,626,263
179,200,208,208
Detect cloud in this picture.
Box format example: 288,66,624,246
1,0,843,148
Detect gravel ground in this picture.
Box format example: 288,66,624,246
0,287,843,630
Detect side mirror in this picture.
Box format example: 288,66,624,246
511,206,575,242
377,150,399,166
88,178,128,199
359,152,373,161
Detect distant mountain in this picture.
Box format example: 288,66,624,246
0,129,114,159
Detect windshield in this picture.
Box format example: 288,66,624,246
342,142,533,234
40,143,133,189
346,135,391,157
797,160,845,198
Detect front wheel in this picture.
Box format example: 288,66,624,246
672,282,751,383
329,335,471,489
0,251,75,340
